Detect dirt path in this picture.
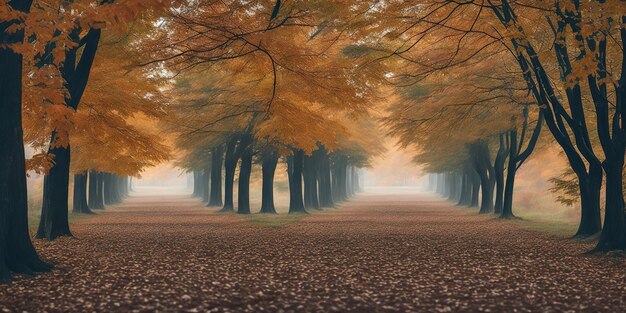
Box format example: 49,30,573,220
1,190,625,312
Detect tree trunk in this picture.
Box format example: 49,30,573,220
470,170,480,208
575,166,603,237
447,172,461,203
494,134,508,214
332,155,349,202
221,139,238,212
457,165,473,207
94,172,105,210
88,170,96,208
478,170,494,214
353,167,361,193
303,154,320,210
237,148,253,214
208,146,224,207
436,173,445,196
470,141,494,214
201,167,210,204
192,170,200,197
72,173,93,214
0,0,52,279
36,143,72,240
595,156,626,251
500,130,518,219
103,173,114,205
317,148,334,208
346,166,353,198
260,153,279,214
288,150,307,214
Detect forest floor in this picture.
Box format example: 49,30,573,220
2,189,626,312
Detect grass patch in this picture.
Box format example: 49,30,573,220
513,210,578,238
244,213,307,228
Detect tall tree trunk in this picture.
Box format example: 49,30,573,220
0,0,52,279
470,141,494,214
346,166,353,198
501,130,519,219
494,133,508,214
332,155,349,202
457,164,472,207
575,166,603,237
447,172,461,203
260,153,279,214
36,143,72,240
595,156,626,251
303,154,320,210
317,148,334,208
501,110,543,219
288,150,307,214
352,167,360,193
192,170,201,197
436,173,445,196
470,169,480,208
88,170,96,208
103,173,113,205
94,172,105,210
237,148,253,214
201,167,210,204
221,139,238,212
208,146,224,207
72,173,93,214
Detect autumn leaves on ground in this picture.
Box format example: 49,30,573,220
1,189,623,312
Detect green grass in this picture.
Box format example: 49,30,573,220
513,210,578,238
244,211,307,228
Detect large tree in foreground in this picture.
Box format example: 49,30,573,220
21,1,172,240
0,0,52,281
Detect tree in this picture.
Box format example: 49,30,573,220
0,0,52,281
20,0,172,240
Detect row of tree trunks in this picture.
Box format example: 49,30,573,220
489,1,610,246
85,171,129,211
431,111,543,220
103,174,128,205
42,169,130,240
192,143,360,215
0,0,52,280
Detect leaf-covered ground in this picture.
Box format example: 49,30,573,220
2,190,625,312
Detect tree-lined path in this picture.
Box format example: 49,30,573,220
1,189,624,312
